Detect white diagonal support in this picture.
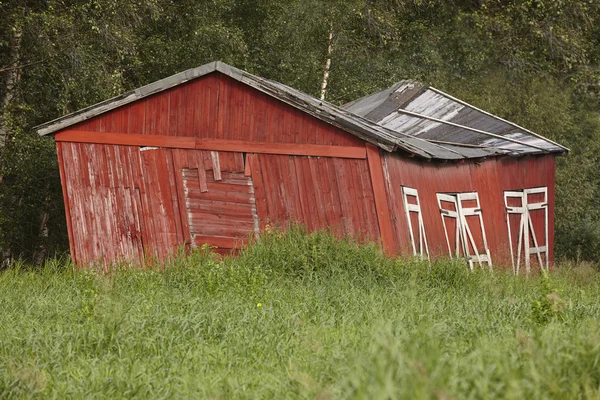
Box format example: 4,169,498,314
504,187,548,274
401,186,429,259
437,192,492,270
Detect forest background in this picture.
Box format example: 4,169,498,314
1,0,600,265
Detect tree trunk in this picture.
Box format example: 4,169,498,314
32,195,51,265
320,23,334,101
0,26,23,148
0,26,22,266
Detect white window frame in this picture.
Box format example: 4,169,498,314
504,187,548,274
401,186,429,260
437,192,492,270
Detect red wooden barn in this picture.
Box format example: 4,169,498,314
36,61,568,272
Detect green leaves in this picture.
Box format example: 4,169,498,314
2,0,600,262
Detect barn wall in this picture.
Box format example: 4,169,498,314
57,141,263,265
57,140,381,265
54,71,558,270
382,153,556,268
250,154,380,241
67,74,364,147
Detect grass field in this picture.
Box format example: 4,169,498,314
1,228,599,399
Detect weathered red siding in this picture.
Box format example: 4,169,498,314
251,154,380,241
54,71,557,271
57,141,265,264
382,153,555,268
57,73,376,265
70,74,364,147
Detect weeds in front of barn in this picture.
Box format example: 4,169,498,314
1,227,599,399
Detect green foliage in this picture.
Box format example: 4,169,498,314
531,270,566,323
1,0,600,262
0,127,67,260
1,230,600,398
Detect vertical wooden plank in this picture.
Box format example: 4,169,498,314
380,154,405,254
343,158,363,236
138,149,156,261
366,144,395,255
281,155,302,223
244,86,256,141
309,157,328,228
298,157,319,231
244,154,252,176
143,96,158,135
281,103,293,144
182,83,195,137
188,149,208,192
207,74,221,137
258,154,277,223
230,80,245,140
233,152,245,173
547,156,556,266
216,75,230,139
273,155,291,223
265,96,282,143
172,149,192,247
290,156,307,227
317,157,335,228
249,154,268,228
357,158,380,242
132,188,146,263
202,150,212,172
253,91,269,142
323,158,344,236
165,149,184,244
128,100,146,134
211,151,222,181
56,142,77,264
158,148,179,258
159,92,170,136
168,87,182,136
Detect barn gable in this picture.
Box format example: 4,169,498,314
55,73,366,149
38,61,566,272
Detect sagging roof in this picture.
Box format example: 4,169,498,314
35,61,568,160
344,81,568,157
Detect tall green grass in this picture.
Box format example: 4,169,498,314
1,227,599,399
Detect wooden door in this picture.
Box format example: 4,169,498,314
172,149,259,254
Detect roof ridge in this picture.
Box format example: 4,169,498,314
34,61,566,160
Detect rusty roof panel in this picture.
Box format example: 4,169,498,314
345,81,568,156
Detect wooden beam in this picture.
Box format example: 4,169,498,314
366,144,396,255
54,130,368,159
195,139,366,158
55,142,77,264
55,130,196,149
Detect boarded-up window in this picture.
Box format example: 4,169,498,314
437,192,492,269
504,187,548,274
401,186,429,259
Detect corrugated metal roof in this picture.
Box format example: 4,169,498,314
344,81,568,156
35,62,567,159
